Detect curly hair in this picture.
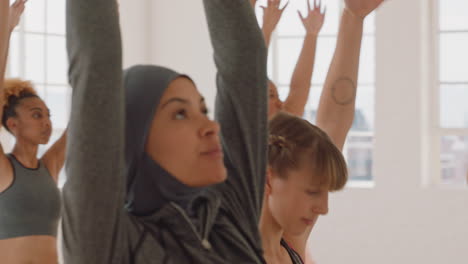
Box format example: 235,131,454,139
268,111,348,191
1,78,39,132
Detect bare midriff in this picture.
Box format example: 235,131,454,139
0,236,58,264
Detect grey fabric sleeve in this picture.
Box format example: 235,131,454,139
203,0,268,224
61,0,128,263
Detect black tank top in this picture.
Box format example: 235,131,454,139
281,239,305,264
0,154,61,239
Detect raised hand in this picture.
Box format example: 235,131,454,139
344,0,384,19
261,0,289,35
8,0,26,32
298,0,325,36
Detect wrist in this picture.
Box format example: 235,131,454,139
262,27,274,37
343,7,366,23
305,32,319,38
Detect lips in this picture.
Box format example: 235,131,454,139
201,145,223,158
301,218,316,226
42,130,51,137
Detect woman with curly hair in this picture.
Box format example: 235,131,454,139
0,1,66,263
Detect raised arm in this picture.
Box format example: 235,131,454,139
0,0,25,186
283,0,325,116
61,0,126,263
284,1,384,260
41,128,67,182
316,0,383,150
203,0,267,222
260,0,288,47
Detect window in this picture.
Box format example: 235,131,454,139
257,0,376,183
433,0,468,186
5,0,70,186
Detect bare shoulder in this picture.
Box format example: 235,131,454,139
0,151,14,193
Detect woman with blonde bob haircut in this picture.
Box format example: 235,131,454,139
260,111,348,264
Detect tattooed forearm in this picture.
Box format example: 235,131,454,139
331,77,356,106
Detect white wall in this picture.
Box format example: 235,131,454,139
309,0,468,263
149,0,468,264
118,0,152,68
150,1,217,111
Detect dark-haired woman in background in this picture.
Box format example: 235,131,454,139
0,1,66,263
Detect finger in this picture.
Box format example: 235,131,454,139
280,1,289,12
274,0,281,9
297,10,304,22
307,0,311,12
314,0,318,10
322,5,327,16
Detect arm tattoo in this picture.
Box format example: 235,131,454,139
331,77,357,106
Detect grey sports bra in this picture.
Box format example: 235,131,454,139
0,154,61,239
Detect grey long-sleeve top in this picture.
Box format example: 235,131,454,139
61,0,268,263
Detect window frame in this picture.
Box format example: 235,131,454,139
429,0,468,187
268,0,377,184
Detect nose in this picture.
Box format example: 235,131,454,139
312,192,329,215
44,117,52,129
199,117,220,138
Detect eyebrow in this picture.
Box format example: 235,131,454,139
29,107,43,112
29,107,51,114
161,97,205,109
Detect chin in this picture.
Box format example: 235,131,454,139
207,167,228,185
287,229,307,238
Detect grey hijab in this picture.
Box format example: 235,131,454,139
124,65,203,216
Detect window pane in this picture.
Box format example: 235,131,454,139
35,85,46,99
25,34,45,83
439,33,468,82
45,86,70,130
277,85,290,102
359,36,375,84
47,0,66,35
46,36,67,84
268,44,274,78
346,134,374,182
440,84,468,128
278,85,322,123
8,32,20,78
439,0,468,31
276,35,337,86
312,36,336,85
303,85,322,123
353,85,374,131
276,0,307,37
24,0,45,33
440,136,468,185
363,12,375,35
277,37,302,85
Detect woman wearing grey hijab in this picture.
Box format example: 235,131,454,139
61,0,267,263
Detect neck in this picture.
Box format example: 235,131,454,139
11,140,39,168
259,198,290,263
